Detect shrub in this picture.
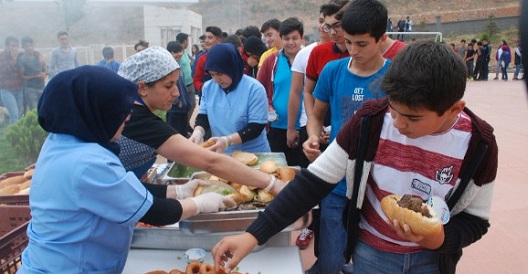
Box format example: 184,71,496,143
4,109,48,164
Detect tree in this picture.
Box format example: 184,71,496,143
485,15,499,41
55,0,86,32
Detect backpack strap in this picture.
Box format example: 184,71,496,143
344,115,371,262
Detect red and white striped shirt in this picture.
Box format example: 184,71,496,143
359,110,473,253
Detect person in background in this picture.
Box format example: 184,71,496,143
243,36,267,78
166,41,192,137
224,34,244,54
117,47,282,193
449,43,458,53
258,19,283,68
513,42,523,80
17,65,234,273
96,46,120,73
48,31,80,79
176,33,196,126
287,2,332,252
464,42,476,80
0,36,23,125
242,25,262,39
190,43,270,154
386,18,394,38
474,42,486,81
192,44,200,60
481,38,491,80
17,36,46,113
193,26,223,99
499,44,511,81
213,39,498,275
258,17,305,166
134,40,149,53
456,39,467,62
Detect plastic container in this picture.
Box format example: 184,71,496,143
184,248,206,263
0,205,31,274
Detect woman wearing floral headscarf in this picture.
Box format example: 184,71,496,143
189,43,270,153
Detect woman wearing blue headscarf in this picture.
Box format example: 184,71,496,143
190,43,270,153
17,66,234,274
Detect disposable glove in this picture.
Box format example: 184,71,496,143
190,193,236,214
189,127,205,144
175,179,208,200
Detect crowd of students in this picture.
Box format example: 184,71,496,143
1,0,503,273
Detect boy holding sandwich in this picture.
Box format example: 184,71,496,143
212,40,498,274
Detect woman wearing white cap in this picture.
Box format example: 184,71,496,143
117,47,285,194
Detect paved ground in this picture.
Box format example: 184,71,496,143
294,76,528,274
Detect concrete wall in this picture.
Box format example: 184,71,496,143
424,16,520,39
143,5,201,52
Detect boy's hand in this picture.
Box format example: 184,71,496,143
302,135,321,161
388,219,444,250
212,232,258,273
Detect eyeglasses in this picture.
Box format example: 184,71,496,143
322,22,343,33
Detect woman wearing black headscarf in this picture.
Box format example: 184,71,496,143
18,66,233,274
189,43,270,153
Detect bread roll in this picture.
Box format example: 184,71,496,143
200,139,215,148
278,166,296,182
257,189,275,203
381,194,442,237
232,151,259,166
0,175,27,189
24,169,35,179
259,160,278,174
0,184,20,195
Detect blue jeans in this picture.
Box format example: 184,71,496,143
501,64,509,80
352,239,440,274
0,89,24,124
306,192,347,274
514,64,523,78
24,86,43,112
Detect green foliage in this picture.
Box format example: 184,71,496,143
4,110,48,164
484,15,499,42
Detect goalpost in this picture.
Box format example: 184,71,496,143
386,32,443,43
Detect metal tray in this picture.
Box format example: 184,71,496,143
130,223,292,250
178,209,309,234
163,152,288,180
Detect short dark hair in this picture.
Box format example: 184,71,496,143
176,33,189,43
21,36,33,46
381,41,467,116
205,26,223,38
166,41,183,53
279,17,304,37
4,36,18,46
320,0,349,17
224,34,242,48
461,39,466,43
199,35,206,41
134,39,149,51
339,0,387,41
260,19,281,33
101,46,114,59
57,31,69,38
242,25,261,39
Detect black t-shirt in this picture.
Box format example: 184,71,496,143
118,104,177,171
